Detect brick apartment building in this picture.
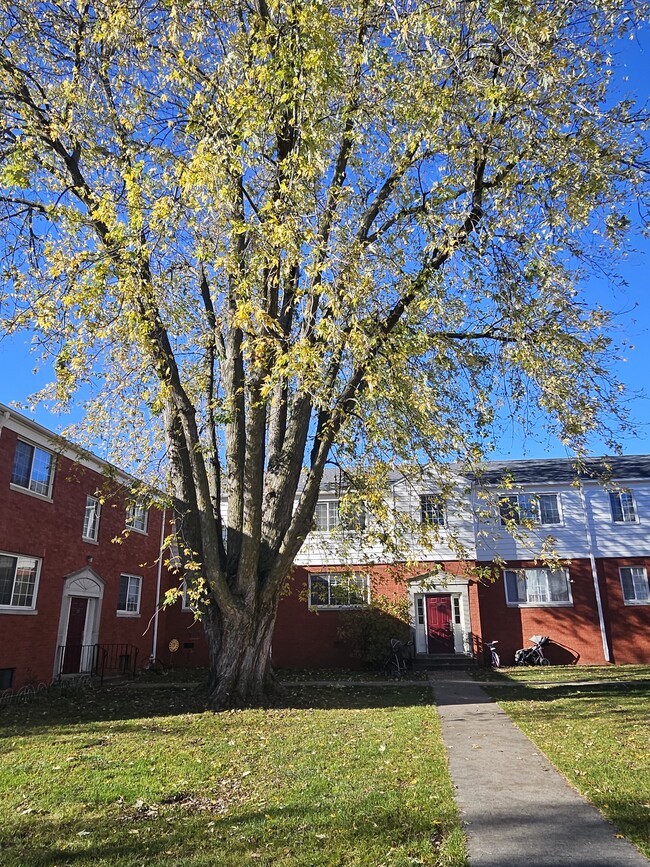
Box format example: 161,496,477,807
1,404,649,691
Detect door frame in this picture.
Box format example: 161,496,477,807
55,568,105,677
409,573,471,655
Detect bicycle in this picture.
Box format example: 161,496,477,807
486,639,500,668
141,655,169,676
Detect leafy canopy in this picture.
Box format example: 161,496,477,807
1,0,648,507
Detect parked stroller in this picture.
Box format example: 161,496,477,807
514,635,551,666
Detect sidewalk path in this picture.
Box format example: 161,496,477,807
429,672,649,867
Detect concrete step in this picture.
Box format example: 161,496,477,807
413,654,477,670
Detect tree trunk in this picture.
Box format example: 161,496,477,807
202,596,281,710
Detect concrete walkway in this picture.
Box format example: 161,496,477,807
429,672,649,867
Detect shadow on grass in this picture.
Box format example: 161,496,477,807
1,798,455,867
0,683,434,736
486,680,650,705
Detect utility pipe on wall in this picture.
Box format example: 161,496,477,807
152,506,166,662
579,485,611,663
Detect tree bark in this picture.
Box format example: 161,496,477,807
202,591,282,710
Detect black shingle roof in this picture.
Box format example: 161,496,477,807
474,455,650,486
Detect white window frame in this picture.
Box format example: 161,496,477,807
0,552,41,612
504,567,573,607
609,490,637,524
117,573,142,615
499,493,561,527
308,572,369,609
420,494,445,527
182,579,192,611
82,495,101,542
619,566,650,604
126,501,148,534
313,500,340,532
10,439,55,499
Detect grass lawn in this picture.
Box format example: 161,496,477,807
487,679,650,859
0,683,467,867
479,664,650,685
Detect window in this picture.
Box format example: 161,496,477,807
309,572,369,608
314,499,366,532
82,496,101,541
313,500,340,532
117,574,142,614
0,668,14,690
126,501,148,533
182,580,192,611
0,553,40,610
610,491,637,523
499,493,560,526
504,568,572,606
620,567,650,604
181,579,202,613
11,440,54,497
420,494,445,526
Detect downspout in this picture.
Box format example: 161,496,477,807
579,486,611,662
152,506,166,662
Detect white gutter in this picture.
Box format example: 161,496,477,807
578,485,611,662
152,506,166,662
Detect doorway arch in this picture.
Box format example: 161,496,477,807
55,568,105,677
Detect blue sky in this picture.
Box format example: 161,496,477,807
1,31,649,462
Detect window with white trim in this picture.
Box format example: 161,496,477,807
82,496,101,541
314,499,366,532
609,491,637,523
0,553,41,610
620,566,650,604
313,500,340,532
11,440,54,498
309,572,369,608
182,579,192,611
499,493,561,526
420,494,445,526
126,501,148,533
504,568,572,606
117,574,142,614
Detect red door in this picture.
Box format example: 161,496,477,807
425,595,454,653
62,597,89,674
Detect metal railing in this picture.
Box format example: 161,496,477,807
56,643,139,685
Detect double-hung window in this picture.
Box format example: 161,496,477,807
313,500,340,532
610,491,637,523
11,440,54,498
126,501,148,533
117,574,142,615
619,567,650,604
82,496,101,541
420,494,445,526
504,567,572,607
0,553,41,611
309,572,369,608
499,493,560,526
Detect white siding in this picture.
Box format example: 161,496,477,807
584,483,650,558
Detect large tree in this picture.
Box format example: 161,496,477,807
0,0,648,707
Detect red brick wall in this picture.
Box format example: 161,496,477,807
158,589,210,671
598,558,650,664
0,427,169,689
474,560,609,666
271,561,468,669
